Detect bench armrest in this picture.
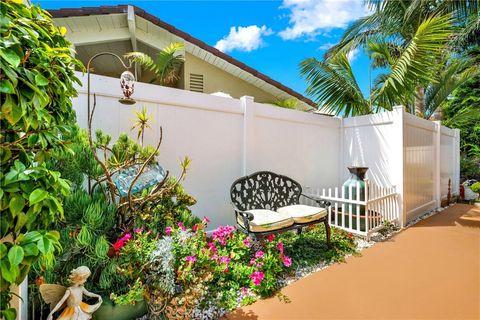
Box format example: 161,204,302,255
234,208,254,232
301,194,331,208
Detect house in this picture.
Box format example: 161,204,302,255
49,5,316,109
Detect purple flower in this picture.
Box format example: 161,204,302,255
165,227,172,236
240,287,249,295
207,242,217,252
202,216,211,224
255,250,264,258
135,227,144,233
212,226,236,245
185,255,196,263
250,271,264,286
178,222,186,231
283,256,292,267
219,256,231,265
242,238,252,248
119,233,131,242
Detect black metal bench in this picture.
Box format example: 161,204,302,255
230,171,331,246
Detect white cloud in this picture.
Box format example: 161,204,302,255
347,48,360,63
279,0,371,40
214,25,273,53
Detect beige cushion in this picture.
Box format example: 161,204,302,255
237,209,294,232
277,205,327,224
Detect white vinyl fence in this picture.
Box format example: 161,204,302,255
73,72,460,231
303,180,398,238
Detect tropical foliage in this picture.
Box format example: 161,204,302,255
301,0,479,117
111,220,357,318
125,43,185,87
0,1,82,319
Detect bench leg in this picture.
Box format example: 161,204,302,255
323,219,331,247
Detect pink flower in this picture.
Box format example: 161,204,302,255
240,287,248,295
250,258,256,265
135,227,144,233
202,216,211,224
242,238,252,248
250,271,264,286
207,242,217,252
255,250,264,258
185,255,196,263
266,234,275,242
165,227,172,236
212,225,235,245
211,253,219,261
219,256,231,264
277,242,284,253
192,224,199,232
283,256,292,267
178,222,186,231
119,233,132,242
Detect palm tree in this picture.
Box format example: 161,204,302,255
125,43,185,87
301,14,453,116
131,106,152,146
302,0,479,117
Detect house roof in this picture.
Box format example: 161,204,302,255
49,5,317,108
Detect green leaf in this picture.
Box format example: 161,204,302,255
29,188,47,205
21,231,42,243
37,236,51,254
0,243,7,259
9,195,25,217
0,79,15,94
22,243,39,257
8,245,24,266
0,48,21,68
0,260,16,283
1,308,17,320
35,73,49,86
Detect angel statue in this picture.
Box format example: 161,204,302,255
40,266,103,320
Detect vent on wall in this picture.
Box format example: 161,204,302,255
189,73,204,93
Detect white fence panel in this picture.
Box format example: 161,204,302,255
72,73,459,229
304,179,399,238
440,126,458,198
403,113,437,221
250,101,341,191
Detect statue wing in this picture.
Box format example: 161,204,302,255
39,284,67,308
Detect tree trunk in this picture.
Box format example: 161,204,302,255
414,86,425,117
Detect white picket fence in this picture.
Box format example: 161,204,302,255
303,179,399,239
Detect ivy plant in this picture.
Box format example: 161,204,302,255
0,1,83,319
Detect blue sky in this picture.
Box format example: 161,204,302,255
37,0,375,98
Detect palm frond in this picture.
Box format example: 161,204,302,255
424,59,479,119
372,14,453,110
126,43,185,87
300,54,371,117
124,52,161,76
155,43,185,86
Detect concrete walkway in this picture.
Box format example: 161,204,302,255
227,204,480,320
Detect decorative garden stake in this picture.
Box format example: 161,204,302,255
40,266,103,320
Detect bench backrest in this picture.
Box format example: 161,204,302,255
230,171,302,211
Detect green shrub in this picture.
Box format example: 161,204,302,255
460,156,480,180
0,1,82,318
471,182,480,193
